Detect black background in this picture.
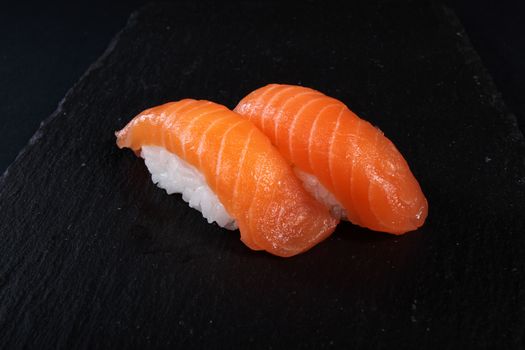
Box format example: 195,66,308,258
0,0,524,172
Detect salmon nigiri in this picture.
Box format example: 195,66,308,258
234,84,428,234
116,99,337,257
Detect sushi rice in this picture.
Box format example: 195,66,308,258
293,168,347,221
141,145,238,230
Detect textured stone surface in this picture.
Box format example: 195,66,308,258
1,2,524,349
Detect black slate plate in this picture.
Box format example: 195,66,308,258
1,2,524,349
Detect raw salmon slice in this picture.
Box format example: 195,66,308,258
116,99,338,257
235,84,428,234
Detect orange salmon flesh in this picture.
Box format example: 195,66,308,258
116,99,338,257
235,84,428,234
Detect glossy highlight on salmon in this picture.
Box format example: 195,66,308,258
116,99,338,257
234,84,428,234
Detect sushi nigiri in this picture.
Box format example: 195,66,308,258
116,99,338,257
234,84,428,234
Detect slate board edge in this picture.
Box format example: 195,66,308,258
0,8,142,187
2,2,524,190
1,1,523,191
443,5,525,344
440,4,525,143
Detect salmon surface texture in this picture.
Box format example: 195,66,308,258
116,99,338,257
234,84,428,234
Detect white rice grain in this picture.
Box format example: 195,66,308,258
141,145,238,230
293,167,347,220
